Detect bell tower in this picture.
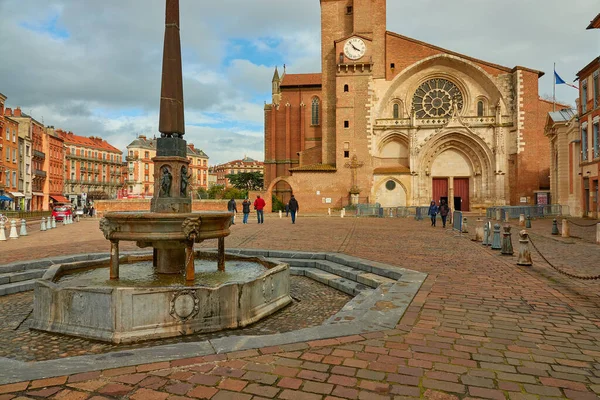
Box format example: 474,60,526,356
319,0,386,166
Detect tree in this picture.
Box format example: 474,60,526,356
225,172,264,191
207,185,225,199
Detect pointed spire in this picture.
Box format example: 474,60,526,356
272,66,280,82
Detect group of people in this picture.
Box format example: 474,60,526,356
427,199,450,228
227,195,299,225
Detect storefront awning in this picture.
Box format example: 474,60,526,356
32,192,44,197
9,192,25,198
50,195,70,203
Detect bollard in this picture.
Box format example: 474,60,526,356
19,219,27,236
561,219,570,238
475,218,483,242
505,212,510,223
68,215,73,224
526,216,532,229
482,221,489,245
279,210,282,219
0,222,6,241
487,221,493,246
551,219,559,235
340,209,344,218
496,209,501,221
491,223,502,250
47,216,53,229
519,214,525,227
597,222,600,245
517,230,533,266
41,217,47,231
76,214,80,222
9,220,18,239
328,208,331,216
501,224,514,256
63,216,67,226
51,216,56,229
462,217,468,234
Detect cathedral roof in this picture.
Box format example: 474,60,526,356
386,31,544,77
280,73,322,87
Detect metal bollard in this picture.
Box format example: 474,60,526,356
491,223,502,250
517,230,533,266
526,216,532,229
482,221,489,245
328,208,331,216
462,217,468,234
551,219,559,235
63,216,67,226
561,219,570,238
475,218,483,242
501,224,514,256
19,219,27,236
41,217,47,231
519,214,525,227
487,221,493,246
9,220,19,239
0,222,6,241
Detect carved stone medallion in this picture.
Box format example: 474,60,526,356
170,290,200,322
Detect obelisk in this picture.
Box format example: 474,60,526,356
151,0,192,273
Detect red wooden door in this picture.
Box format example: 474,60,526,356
432,178,448,203
454,178,470,211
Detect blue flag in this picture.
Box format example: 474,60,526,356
554,70,567,85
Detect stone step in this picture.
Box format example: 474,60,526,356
290,267,370,296
0,280,36,296
0,269,45,285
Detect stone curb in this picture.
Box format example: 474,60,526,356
0,249,426,385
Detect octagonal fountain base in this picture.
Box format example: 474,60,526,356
30,252,292,344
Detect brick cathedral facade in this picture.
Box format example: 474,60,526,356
264,0,555,211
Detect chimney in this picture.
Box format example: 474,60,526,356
14,107,22,117
5,108,12,116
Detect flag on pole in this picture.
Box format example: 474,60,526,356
554,70,578,89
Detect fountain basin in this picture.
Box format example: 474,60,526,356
30,252,292,344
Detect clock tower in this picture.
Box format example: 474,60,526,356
320,0,386,192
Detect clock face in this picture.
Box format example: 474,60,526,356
343,37,366,60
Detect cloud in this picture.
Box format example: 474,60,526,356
0,0,597,166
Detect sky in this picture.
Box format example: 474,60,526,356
0,0,597,165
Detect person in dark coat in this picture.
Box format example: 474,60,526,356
227,198,237,225
438,199,450,228
427,200,438,227
241,198,251,224
288,195,299,224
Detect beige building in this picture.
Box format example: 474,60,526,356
125,135,209,197
213,156,264,188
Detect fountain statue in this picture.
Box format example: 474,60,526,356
30,0,291,343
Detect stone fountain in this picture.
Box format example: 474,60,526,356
30,0,292,343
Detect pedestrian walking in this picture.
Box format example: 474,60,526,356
242,198,251,224
227,198,238,225
428,200,438,227
254,195,266,224
438,199,450,228
288,195,299,224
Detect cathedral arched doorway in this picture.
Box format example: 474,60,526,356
374,178,407,208
272,180,293,211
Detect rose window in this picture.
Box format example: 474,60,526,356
412,78,464,118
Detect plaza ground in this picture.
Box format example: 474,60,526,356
0,213,599,399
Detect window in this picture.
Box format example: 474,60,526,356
145,163,149,170
582,80,588,113
594,72,599,109
311,97,320,125
393,103,400,119
390,63,395,69
344,120,349,128
386,180,396,191
12,149,16,163
12,130,16,142
346,6,353,14
5,128,9,140
582,125,588,161
26,146,30,156
594,122,599,159
344,151,350,158
477,100,484,117
5,149,8,161
144,151,149,159
344,84,349,92
413,78,463,118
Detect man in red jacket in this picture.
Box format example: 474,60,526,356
253,195,266,224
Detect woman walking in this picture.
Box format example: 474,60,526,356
428,200,439,227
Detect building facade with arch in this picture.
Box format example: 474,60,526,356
264,0,555,211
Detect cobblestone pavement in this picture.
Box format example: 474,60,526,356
2,215,600,399
0,277,350,362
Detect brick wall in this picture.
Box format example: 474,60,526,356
95,199,231,217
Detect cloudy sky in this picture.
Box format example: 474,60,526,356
0,0,597,164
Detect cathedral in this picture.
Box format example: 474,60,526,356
264,0,555,212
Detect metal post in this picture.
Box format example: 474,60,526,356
218,237,225,272
482,221,489,246
551,219,559,235
487,221,493,246
501,224,514,256
41,217,47,231
561,219,570,238
110,240,120,279
462,217,468,234
517,230,533,266
475,218,483,242
526,216,532,229
519,213,525,227
491,223,502,250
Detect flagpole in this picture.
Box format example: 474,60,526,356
553,62,556,112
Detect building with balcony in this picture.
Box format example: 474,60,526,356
58,130,123,206
125,134,209,197
8,107,45,210
44,127,67,207
212,156,264,189
0,94,23,210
